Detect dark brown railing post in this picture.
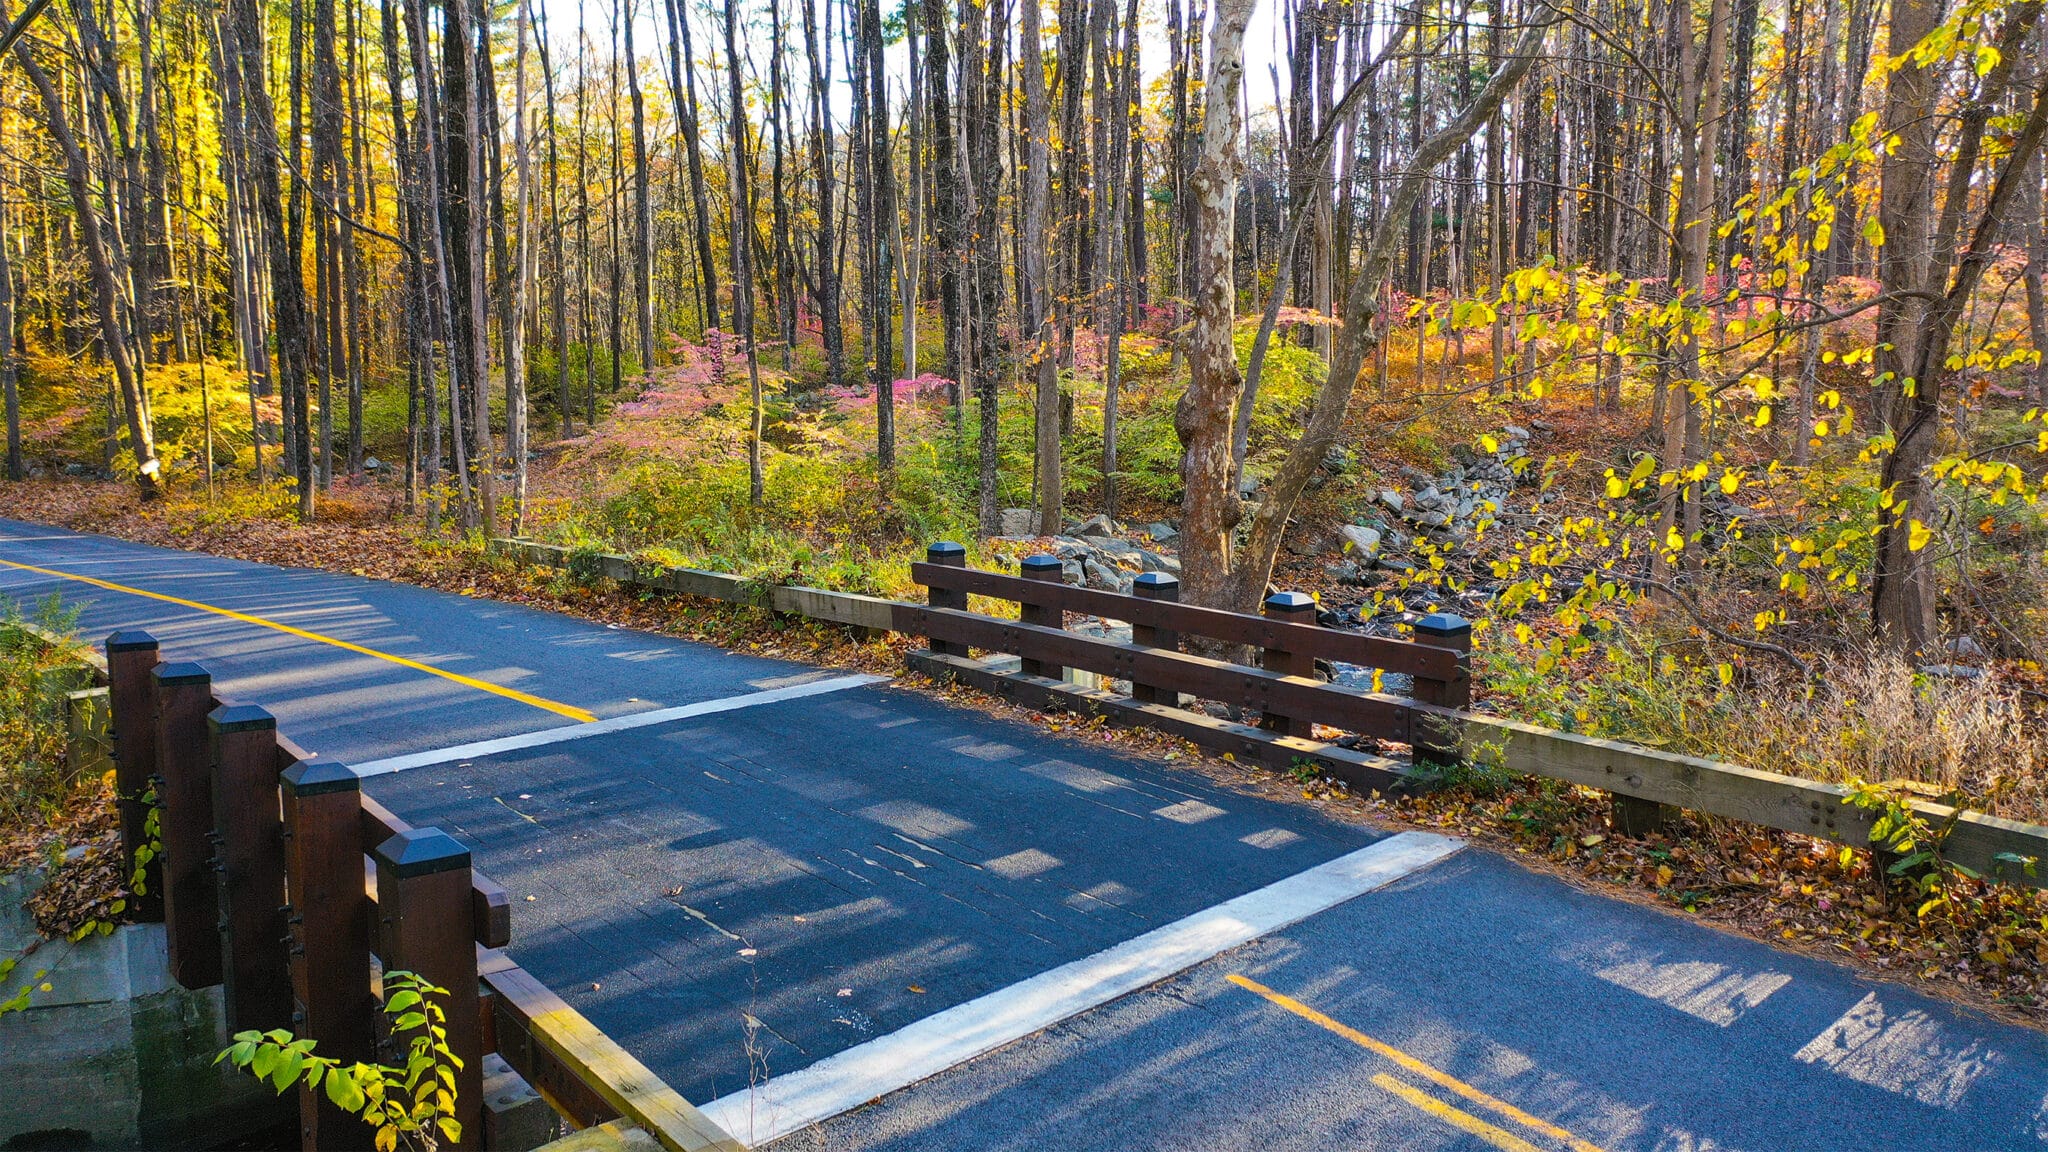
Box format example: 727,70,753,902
281,759,375,1151
154,661,222,988
1412,612,1473,767
375,828,484,1151
1017,554,1066,680
209,703,290,1033
924,541,969,656
1259,592,1318,737
106,631,162,921
1129,573,1181,705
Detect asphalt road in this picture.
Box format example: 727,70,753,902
3,518,2043,1152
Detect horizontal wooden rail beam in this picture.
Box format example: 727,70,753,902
1449,712,2048,888
482,952,744,1152
892,604,1417,744
909,561,1462,680
911,651,1411,794
493,539,897,632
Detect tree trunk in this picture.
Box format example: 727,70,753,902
12,12,161,499
1022,0,1059,532
726,0,764,504
624,0,655,375
1174,0,1263,607
665,0,722,331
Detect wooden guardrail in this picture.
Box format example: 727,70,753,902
100,630,743,1152
491,539,896,633
494,535,2048,888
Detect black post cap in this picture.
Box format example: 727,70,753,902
106,631,159,654
280,759,362,797
1415,612,1473,638
208,703,276,733
1020,553,1063,575
1264,591,1316,613
1133,571,1180,594
926,541,967,562
152,661,212,687
373,828,472,879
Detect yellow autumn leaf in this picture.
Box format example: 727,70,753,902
1907,519,1932,551
1605,474,1627,499
1719,470,1740,495
1717,662,1734,685
1479,434,1499,453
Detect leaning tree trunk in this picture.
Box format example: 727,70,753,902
9,21,161,499
1184,15,1554,611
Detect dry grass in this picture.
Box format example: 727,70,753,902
1725,649,2048,823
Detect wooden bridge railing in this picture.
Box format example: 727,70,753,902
100,630,742,1152
900,543,2048,890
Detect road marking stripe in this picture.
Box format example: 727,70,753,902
0,555,598,722
1370,1073,1547,1152
697,830,1463,1147
348,674,888,776
1231,973,1608,1152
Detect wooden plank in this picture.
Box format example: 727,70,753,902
910,562,1462,680
768,585,897,631
360,793,513,947
1448,712,2048,888
909,651,1412,795
530,1121,662,1152
482,961,745,1152
492,538,896,632
892,604,1417,743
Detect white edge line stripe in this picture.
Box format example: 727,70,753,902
348,673,888,776
698,830,1464,1147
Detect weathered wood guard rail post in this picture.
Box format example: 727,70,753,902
1128,573,1181,704
209,703,290,1033
923,542,969,656
153,661,222,988
105,630,162,920
1258,592,1319,736
279,759,375,1151
374,828,485,1151
1017,554,1065,680
1411,613,1472,767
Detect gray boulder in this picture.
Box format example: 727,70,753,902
998,507,1036,537
1338,525,1382,559
1073,513,1117,538
1083,558,1123,592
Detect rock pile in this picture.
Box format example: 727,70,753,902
991,510,1182,593
1325,424,1540,588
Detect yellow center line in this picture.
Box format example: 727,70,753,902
1370,1073,1547,1152
0,555,597,723
1227,974,1608,1152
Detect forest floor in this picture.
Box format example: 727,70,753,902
4,474,2045,1030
